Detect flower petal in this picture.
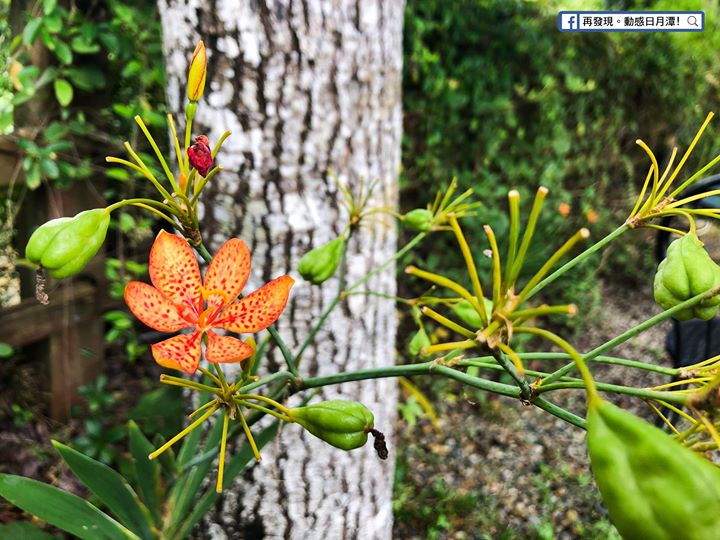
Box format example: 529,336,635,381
216,275,295,333
205,330,253,364
151,331,202,374
203,238,251,309
124,281,190,332
149,230,202,317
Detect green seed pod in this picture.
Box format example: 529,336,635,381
289,400,374,451
587,398,720,540
26,208,110,279
403,208,434,231
297,237,345,285
450,298,493,328
653,233,720,320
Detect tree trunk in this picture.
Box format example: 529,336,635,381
158,1,404,538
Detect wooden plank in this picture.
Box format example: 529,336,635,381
0,282,98,347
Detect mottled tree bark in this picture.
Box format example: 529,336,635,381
158,1,404,538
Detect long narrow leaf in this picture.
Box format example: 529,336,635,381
52,441,154,539
128,421,162,527
166,416,224,533
174,421,279,540
0,474,141,540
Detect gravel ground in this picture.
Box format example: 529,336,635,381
393,281,673,539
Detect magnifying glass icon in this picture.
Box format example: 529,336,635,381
688,15,699,27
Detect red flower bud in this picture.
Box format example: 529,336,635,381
187,135,213,176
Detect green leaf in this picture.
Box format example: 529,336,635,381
52,441,154,539
22,19,42,45
25,161,41,189
43,14,62,34
65,66,106,90
106,167,130,180
44,122,70,142
53,41,73,65
0,520,58,539
71,36,100,54
40,158,59,179
0,474,140,540
175,421,280,539
0,343,13,358
54,79,73,107
127,421,162,528
42,0,58,12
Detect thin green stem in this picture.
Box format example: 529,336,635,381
537,380,689,406
237,400,292,422
190,166,222,205
214,363,229,393
135,115,179,193
508,186,548,286
216,410,229,492
239,371,294,393
421,306,475,338
503,190,520,289
238,410,261,461
236,393,291,415
167,113,186,177
448,214,488,325
533,397,586,429
149,403,219,459
197,366,222,388
159,374,223,396
295,233,427,364
525,224,628,299
483,225,503,310
540,284,720,386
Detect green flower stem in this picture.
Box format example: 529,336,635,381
130,204,178,227
533,397,586,429
149,403,219,460
236,393,291,415
298,361,521,398
167,113,186,177
236,400,291,422
503,190,520,289
184,103,195,170
121,143,178,206
493,349,533,400
211,130,232,158
190,166,222,205
213,364,230,393
459,353,678,376
135,115,180,193
540,285,720,386
507,186,548,286
159,374,222,396
196,242,213,263
294,232,427,364
524,224,628,300
267,325,299,376
536,380,689,406
238,410,261,461
239,371,294,393
197,366,223,387
106,198,176,215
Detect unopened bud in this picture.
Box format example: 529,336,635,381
297,237,345,285
188,135,213,176
187,41,207,102
403,208,434,232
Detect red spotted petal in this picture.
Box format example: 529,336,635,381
124,281,190,332
205,330,253,364
203,238,251,309
216,275,294,333
151,331,202,374
149,230,202,317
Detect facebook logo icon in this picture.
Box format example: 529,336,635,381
559,12,579,31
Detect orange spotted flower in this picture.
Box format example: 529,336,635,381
124,230,294,374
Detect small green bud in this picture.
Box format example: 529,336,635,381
403,208,434,231
408,327,431,357
26,208,110,279
653,234,720,320
450,298,493,328
289,400,374,451
297,237,345,284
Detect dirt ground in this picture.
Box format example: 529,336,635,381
393,280,673,539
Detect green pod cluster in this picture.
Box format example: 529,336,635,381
653,233,720,320
26,208,110,279
587,398,720,540
297,237,345,285
403,208,434,231
289,400,374,451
